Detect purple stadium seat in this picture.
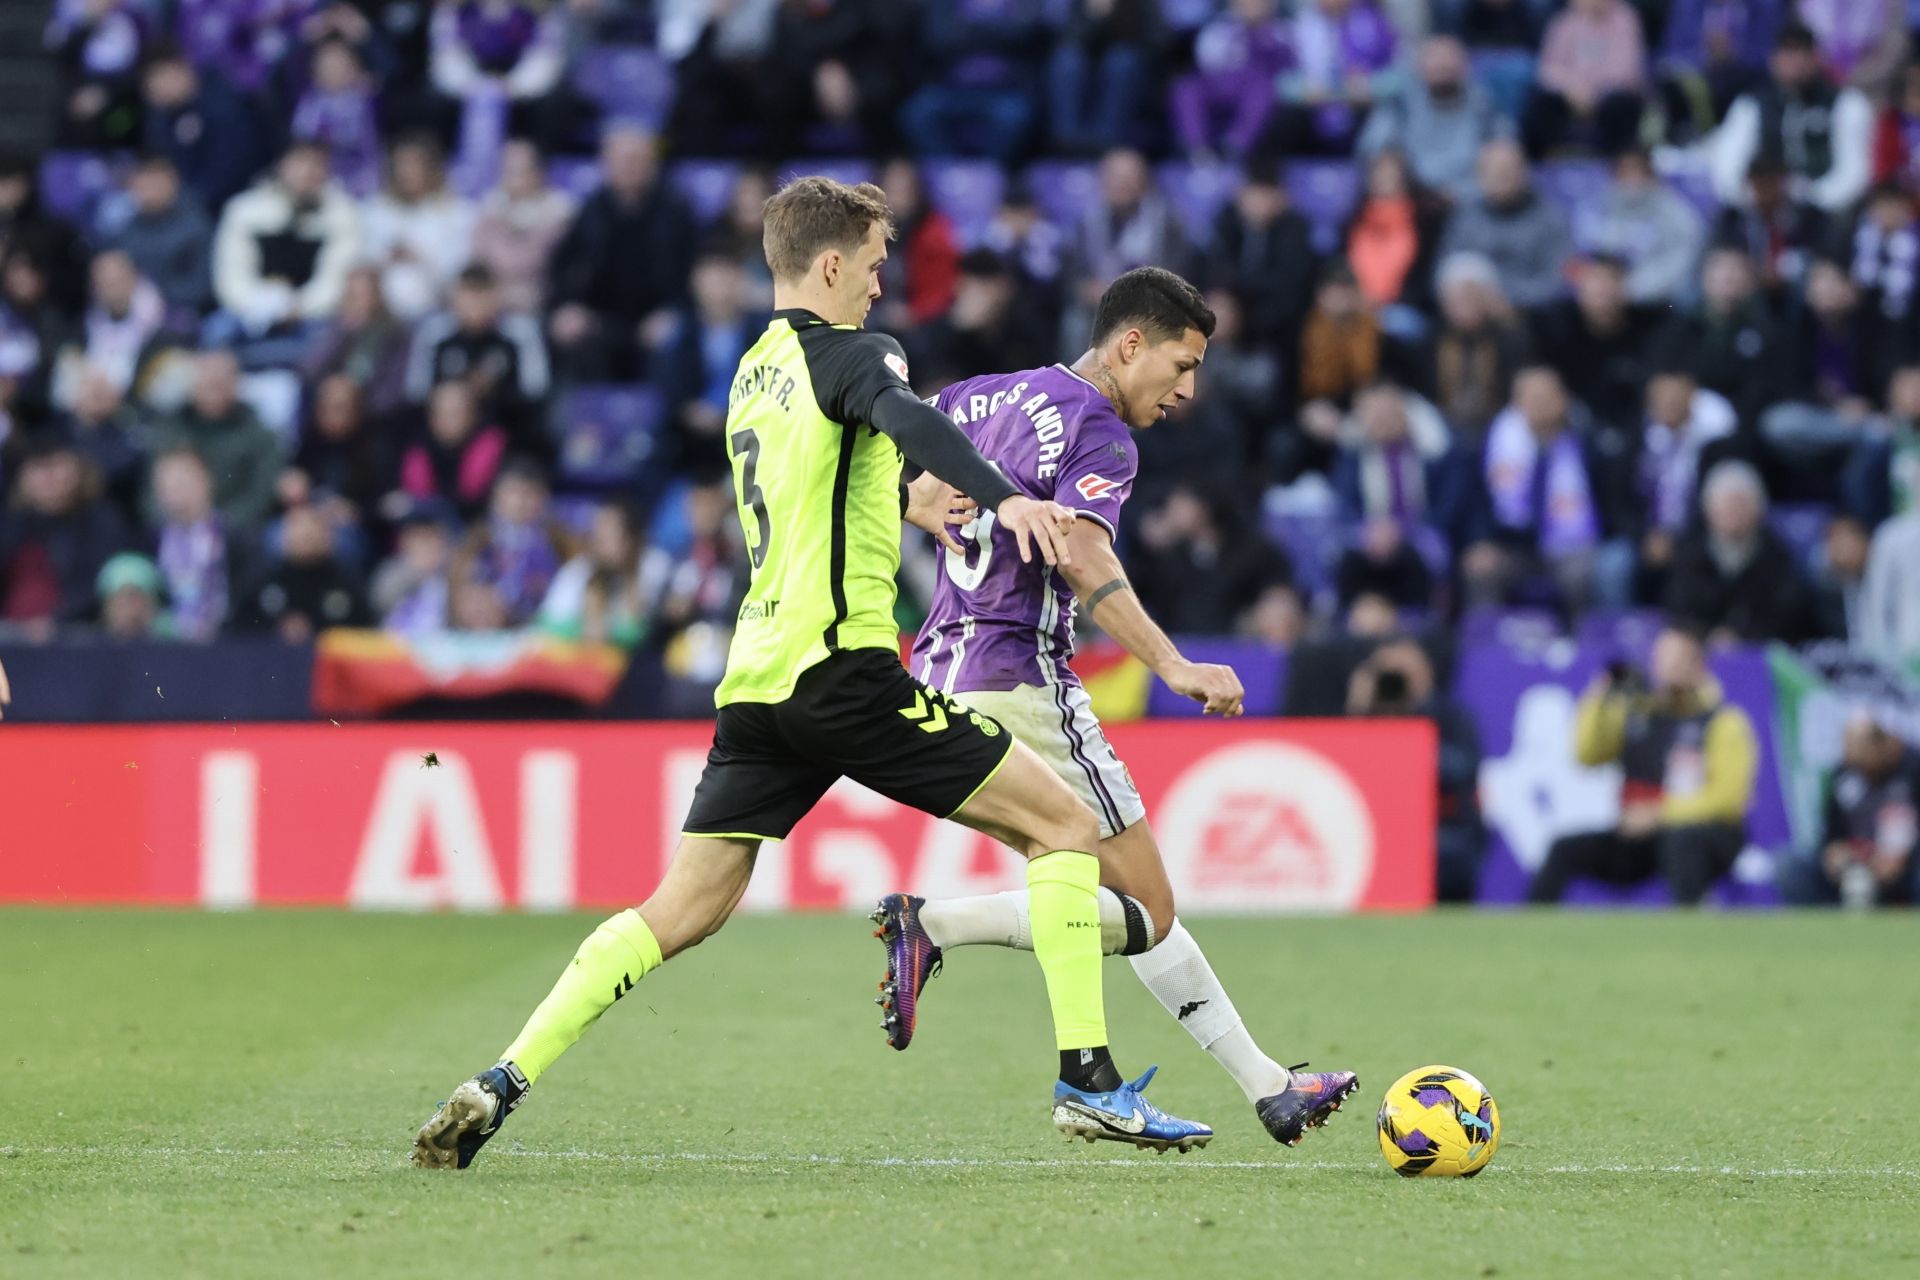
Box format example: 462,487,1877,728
572,45,675,128
1160,0,1220,31
1261,509,1348,612
549,494,603,536
922,160,1005,247
1535,160,1610,222
1024,159,1100,230
1468,49,1537,122
1408,523,1451,576
1156,161,1239,247
1666,168,1720,221
546,156,602,200
555,384,664,488
1769,502,1832,571
671,160,742,224
1285,161,1359,253
39,151,122,227
775,159,874,191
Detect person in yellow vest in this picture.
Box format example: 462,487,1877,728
1529,624,1758,905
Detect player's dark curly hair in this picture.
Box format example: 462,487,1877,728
1089,266,1216,345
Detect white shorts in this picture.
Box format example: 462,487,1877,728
955,682,1147,840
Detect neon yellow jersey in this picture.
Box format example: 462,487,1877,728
714,309,912,707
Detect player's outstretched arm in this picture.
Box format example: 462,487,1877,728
869,387,1073,566
901,470,977,554
1058,520,1244,717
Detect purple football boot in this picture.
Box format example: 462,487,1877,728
1255,1063,1360,1147
869,894,942,1050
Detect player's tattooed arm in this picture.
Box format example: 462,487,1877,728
1060,519,1245,717
1085,577,1131,611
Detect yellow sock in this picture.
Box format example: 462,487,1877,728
500,908,662,1084
1026,850,1107,1051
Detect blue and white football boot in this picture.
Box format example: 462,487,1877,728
1052,1065,1213,1153
411,1062,529,1170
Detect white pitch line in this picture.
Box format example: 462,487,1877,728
4,1146,1916,1180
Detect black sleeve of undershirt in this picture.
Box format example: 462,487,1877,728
799,326,913,428
798,325,1020,511
867,386,1021,512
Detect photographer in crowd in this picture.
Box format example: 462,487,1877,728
1348,636,1485,902
1529,625,1757,905
1778,711,1920,907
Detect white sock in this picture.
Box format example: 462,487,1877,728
1127,920,1292,1104
919,887,1145,956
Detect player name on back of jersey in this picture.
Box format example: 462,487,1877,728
731,361,797,412
945,379,1070,480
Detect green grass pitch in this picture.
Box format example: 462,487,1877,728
5,909,1917,1278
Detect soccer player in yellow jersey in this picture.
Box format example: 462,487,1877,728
413,177,1211,1168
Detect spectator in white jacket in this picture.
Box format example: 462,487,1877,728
212,141,361,335
1860,511,1920,665
1708,22,1872,215
359,135,477,322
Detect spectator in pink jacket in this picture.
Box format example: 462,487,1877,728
468,138,575,317
1524,0,1648,158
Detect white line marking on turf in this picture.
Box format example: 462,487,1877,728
4,1146,1916,1179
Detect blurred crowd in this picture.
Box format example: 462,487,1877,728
6,0,1920,678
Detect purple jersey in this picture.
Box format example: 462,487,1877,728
913,364,1136,692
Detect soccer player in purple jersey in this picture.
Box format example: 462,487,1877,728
878,267,1359,1147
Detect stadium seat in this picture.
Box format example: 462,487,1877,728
1285,161,1360,253
1024,159,1100,230
1261,509,1348,615
553,383,665,489
1156,161,1240,248
39,151,122,227
776,158,874,190
1769,502,1833,572
671,159,742,224
1159,0,1220,30
572,44,676,129
922,160,1005,247
1467,49,1537,122
547,155,602,200
1535,160,1610,223
1666,167,1720,221
549,494,604,537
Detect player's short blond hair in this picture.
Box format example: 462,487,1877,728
762,177,894,283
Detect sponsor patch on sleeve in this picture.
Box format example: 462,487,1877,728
1075,473,1120,501
883,351,910,382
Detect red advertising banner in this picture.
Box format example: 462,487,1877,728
0,720,1434,912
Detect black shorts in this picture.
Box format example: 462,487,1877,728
682,648,1014,840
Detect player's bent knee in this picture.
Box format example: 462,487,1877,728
637,900,724,961
1143,895,1176,948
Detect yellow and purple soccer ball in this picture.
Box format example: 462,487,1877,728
1376,1065,1501,1177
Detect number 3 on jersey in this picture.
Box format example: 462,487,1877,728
732,428,770,570
942,508,996,592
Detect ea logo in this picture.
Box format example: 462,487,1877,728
1156,741,1375,911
